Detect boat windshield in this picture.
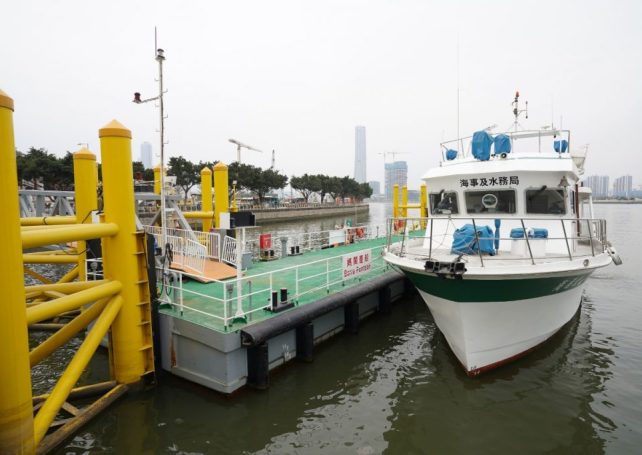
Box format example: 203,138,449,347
465,190,516,214
526,187,566,214
429,192,459,214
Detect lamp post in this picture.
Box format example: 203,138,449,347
134,48,167,252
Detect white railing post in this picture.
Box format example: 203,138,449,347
295,266,299,299
326,259,330,292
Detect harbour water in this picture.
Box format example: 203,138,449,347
54,203,641,454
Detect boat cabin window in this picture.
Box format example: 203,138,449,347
525,187,566,214
465,190,516,214
429,192,459,214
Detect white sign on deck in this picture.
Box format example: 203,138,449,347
342,248,372,279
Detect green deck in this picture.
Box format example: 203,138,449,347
159,236,398,333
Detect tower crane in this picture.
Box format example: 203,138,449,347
228,138,264,165
378,151,409,163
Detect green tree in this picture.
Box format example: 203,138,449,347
290,174,321,203
168,156,199,201
228,162,288,204
357,182,373,201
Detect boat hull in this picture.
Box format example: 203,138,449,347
404,270,593,375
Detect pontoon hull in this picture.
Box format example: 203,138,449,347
405,271,592,375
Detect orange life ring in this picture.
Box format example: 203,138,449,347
356,227,365,238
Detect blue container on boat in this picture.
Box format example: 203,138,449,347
554,139,568,153
494,134,511,154
446,149,458,160
510,228,526,239
451,224,496,256
472,131,494,161
529,228,549,239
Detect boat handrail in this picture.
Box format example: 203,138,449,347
439,129,571,161
385,216,608,267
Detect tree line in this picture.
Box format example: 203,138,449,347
16,148,372,203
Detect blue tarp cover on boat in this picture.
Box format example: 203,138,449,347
446,149,458,160
451,224,496,256
529,228,549,238
554,139,568,153
494,134,511,154
472,131,493,161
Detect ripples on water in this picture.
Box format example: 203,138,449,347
49,203,642,454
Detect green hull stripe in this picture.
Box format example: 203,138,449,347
404,271,591,302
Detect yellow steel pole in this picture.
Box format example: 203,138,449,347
153,164,161,195
200,166,213,232
57,265,80,284
401,185,408,218
0,89,34,453
25,280,104,295
73,147,98,281
420,184,428,228
392,184,399,218
213,162,229,228
30,298,109,367
20,216,77,226
33,295,123,445
21,223,118,249
26,280,122,325
99,119,150,385
23,254,79,264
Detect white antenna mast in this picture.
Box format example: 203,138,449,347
133,28,168,252
512,90,528,131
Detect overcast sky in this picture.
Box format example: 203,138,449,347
2,0,641,189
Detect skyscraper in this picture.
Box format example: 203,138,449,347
385,161,408,200
140,142,153,169
584,175,610,199
368,180,380,196
354,126,366,183
613,175,633,198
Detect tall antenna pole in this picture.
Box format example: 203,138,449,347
456,35,460,144
157,48,167,252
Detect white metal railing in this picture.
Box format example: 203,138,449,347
385,216,609,267
85,258,104,281
221,236,237,266
156,243,389,329
242,223,386,260
144,225,220,261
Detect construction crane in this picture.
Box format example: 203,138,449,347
228,138,264,165
378,151,409,163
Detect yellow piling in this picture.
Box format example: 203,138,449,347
99,120,150,385
213,162,229,228
0,90,34,453
392,184,399,218
401,185,408,218
73,147,98,280
153,164,161,195
420,184,428,227
200,167,213,232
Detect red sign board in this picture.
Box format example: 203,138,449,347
259,233,272,250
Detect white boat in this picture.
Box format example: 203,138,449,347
383,93,621,376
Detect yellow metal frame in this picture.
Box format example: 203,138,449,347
1,91,156,454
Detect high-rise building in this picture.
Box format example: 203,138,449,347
140,142,153,169
584,175,610,199
354,126,366,183
613,175,633,198
385,161,408,200
368,180,380,196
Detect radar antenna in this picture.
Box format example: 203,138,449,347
512,90,528,131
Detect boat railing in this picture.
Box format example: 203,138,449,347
385,216,608,267
155,243,389,330
439,129,571,161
